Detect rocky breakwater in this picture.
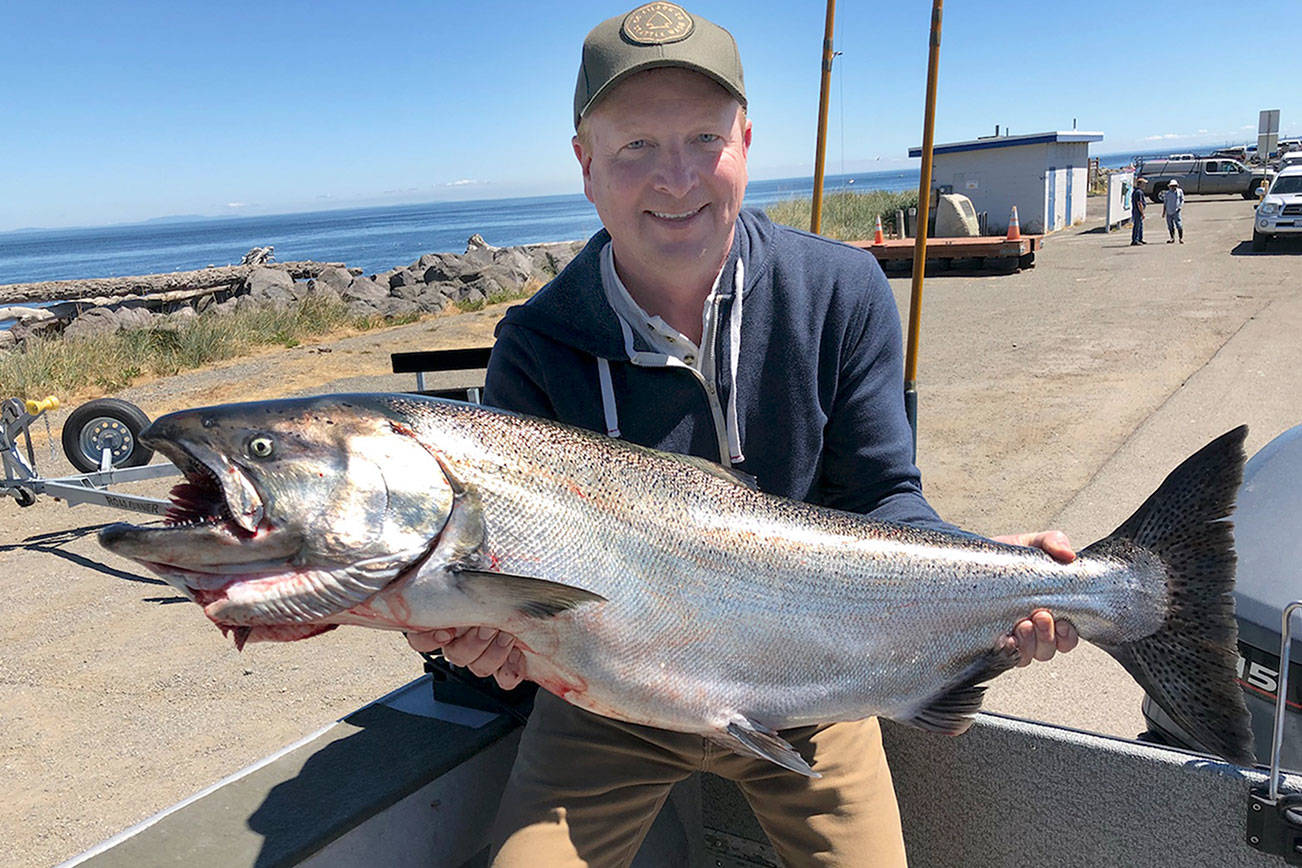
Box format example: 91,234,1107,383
0,236,584,355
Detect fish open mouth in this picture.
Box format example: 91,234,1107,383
161,458,258,539
100,443,343,646
99,437,418,649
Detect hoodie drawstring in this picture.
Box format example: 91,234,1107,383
724,260,744,464
596,261,744,467
596,357,621,438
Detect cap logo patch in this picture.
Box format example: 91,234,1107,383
622,2,694,45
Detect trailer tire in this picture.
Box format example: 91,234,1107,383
61,398,154,473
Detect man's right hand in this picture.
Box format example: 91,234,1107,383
407,626,527,690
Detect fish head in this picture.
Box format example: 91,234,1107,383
99,395,455,646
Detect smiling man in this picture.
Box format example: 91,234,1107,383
407,4,1075,865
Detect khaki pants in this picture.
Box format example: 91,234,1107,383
491,690,907,867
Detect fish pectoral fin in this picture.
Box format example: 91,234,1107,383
456,570,607,619
898,644,1020,736
710,716,821,779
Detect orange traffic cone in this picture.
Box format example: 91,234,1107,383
872,214,885,245
1005,206,1022,241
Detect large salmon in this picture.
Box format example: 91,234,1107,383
99,394,1254,773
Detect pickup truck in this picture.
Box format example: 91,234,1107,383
1137,157,1272,202
1253,165,1302,250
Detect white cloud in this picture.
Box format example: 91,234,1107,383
444,178,482,187
226,202,247,208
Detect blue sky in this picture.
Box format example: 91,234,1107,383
2,0,1297,231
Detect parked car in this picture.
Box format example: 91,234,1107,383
1277,152,1302,171
1136,157,1272,202
1212,146,1248,162
1252,165,1302,250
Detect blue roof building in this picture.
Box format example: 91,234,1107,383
910,131,1104,234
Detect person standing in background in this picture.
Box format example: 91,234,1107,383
1162,178,1185,243
1131,177,1147,245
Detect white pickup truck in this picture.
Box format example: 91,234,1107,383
1253,165,1302,250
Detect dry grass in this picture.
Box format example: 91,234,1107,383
765,189,920,241
1,279,549,400
0,298,411,399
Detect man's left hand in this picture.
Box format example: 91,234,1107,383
993,530,1080,667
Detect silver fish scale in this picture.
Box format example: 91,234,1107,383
402,398,1165,732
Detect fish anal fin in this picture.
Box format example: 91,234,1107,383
898,644,1019,735
711,716,821,778
457,570,606,619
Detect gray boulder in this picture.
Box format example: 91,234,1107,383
415,289,451,313
310,266,355,295
490,247,535,286
341,276,388,303
391,283,425,302
213,297,242,316
460,234,499,269
305,284,343,306
63,307,122,339
0,329,16,351
388,268,423,290
246,267,296,306
420,253,468,284
115,306,156,331
375,297,421,318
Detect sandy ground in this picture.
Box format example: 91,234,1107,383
3,198,1300,866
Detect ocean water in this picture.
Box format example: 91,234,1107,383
0,151,1152,294
0,170,917,290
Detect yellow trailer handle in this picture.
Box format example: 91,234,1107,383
25,396,60,415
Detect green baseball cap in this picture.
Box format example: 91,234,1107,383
574,3,746,129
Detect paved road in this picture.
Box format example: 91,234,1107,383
2,196,1298,866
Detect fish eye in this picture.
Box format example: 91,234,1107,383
247,435,276,459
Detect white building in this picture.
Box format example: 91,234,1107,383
909,131,1104,234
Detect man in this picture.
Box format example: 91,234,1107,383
408,5,1076,864
1162,178,1185,243
1131,177,1147,245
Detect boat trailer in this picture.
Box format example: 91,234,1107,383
1,395,176,515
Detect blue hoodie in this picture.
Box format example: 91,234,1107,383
483,208,950,530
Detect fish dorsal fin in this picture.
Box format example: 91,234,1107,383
898,644,1020,735
710,715,820,778
456,570,606,619
668,454,758,490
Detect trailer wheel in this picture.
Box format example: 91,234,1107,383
61,398,154,473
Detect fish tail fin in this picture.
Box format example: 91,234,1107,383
1082,425,1255,765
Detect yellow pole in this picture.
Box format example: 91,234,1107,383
810,0,837,234
904,0,943,457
